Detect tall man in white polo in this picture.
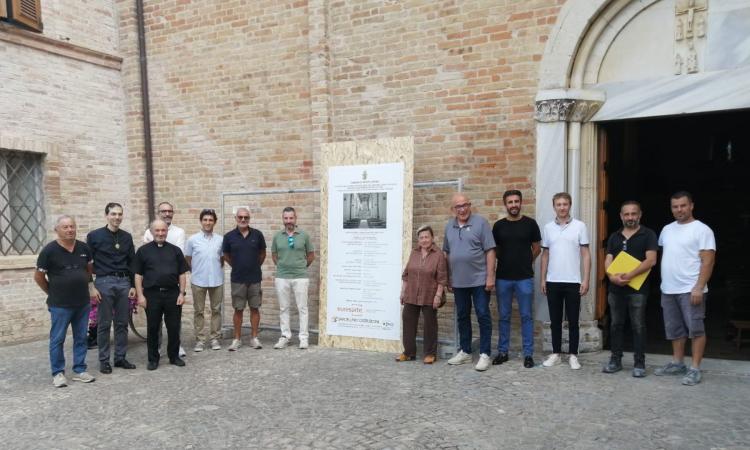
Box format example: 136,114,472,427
185,208,224,352
271,207,315,350
655,191,715,386
540,192,591,370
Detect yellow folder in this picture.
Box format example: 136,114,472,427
606,251,650,291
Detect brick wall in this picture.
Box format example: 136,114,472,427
2,1,565,350
112,0,564,351
0,1,129,344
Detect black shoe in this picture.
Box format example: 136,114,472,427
169,357,186,367
114,359,136,370
492,353,509,365
99,362,112,374
524,356,535,368
147,361,158,371
602,356,622,373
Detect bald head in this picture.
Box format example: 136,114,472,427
450,193,472,224
150,219,168,244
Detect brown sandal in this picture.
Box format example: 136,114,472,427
395,353,415,362
423,354,437,364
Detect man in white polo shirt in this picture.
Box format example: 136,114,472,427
655,191,715,386
540,192,591,370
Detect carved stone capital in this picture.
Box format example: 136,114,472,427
534,98,603,123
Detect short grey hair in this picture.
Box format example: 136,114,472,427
149,219,168,232
54,215,76,229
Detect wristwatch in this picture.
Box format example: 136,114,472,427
181,291,187,296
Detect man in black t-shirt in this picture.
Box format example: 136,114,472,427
491,190,541,368
603,201,658,377
133,219,189,370
34,215,97,387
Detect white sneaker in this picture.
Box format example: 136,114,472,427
71,371,96,383
250,337,262,349
475,353,491,371
179,346,187,358
447,350,473,365
542,353,562,367
299,338,309,349
53,372,67,388
228,339,242,351
193,341,205,352
210,339,221,351
274,337,289,349
569,354,581,370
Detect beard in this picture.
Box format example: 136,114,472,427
623,219,639,228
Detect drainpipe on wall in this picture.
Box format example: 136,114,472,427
136,0,156,221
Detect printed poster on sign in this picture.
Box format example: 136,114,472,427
326,162,404,340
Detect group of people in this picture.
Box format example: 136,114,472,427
397,190,715,386
36,189,714,388
36,202,314,387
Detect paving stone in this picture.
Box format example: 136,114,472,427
0,333,749,449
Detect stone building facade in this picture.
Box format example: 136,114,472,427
3,0,749,356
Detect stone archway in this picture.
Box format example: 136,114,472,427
532,0,750,352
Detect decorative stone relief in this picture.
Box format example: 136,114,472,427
534,99,603,123
674,0,708,75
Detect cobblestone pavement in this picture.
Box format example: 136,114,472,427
1,331,749,450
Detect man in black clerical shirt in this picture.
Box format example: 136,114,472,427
133,219,188,370
87,202,137,373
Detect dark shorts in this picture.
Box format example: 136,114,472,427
660,292,706,340
231,282,262,310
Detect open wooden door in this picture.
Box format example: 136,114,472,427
596,127,609,321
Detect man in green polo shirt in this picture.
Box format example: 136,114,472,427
271,207,315,349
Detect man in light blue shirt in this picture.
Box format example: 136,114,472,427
185,209,224,352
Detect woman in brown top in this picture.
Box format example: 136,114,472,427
396,225,448,364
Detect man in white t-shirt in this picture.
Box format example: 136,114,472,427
655,191,715,386
539,192,591,370
143,201,187,357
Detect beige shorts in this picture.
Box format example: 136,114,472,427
231,282,262,310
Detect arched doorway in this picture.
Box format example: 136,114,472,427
534,0,750,358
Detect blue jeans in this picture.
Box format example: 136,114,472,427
609,292,647,362
497,278,534,357
453,286,492,355
49,304,90,376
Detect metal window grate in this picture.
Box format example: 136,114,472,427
0,150,45,255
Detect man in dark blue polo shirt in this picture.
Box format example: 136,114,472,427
223,207,266,351
34,215,97,387
87,202,137,374
603,200,657,377
134,219,189,370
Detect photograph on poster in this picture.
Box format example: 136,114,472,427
342,192,387,229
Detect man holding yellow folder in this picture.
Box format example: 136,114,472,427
603,201,657,377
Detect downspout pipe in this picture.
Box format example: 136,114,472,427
136,0,155,221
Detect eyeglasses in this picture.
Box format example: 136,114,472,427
159,209,174,214
288,236,295,248
236,215,250,221
201,208,215,214
453,203,471,211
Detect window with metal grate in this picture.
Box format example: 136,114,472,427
0,150,45,255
